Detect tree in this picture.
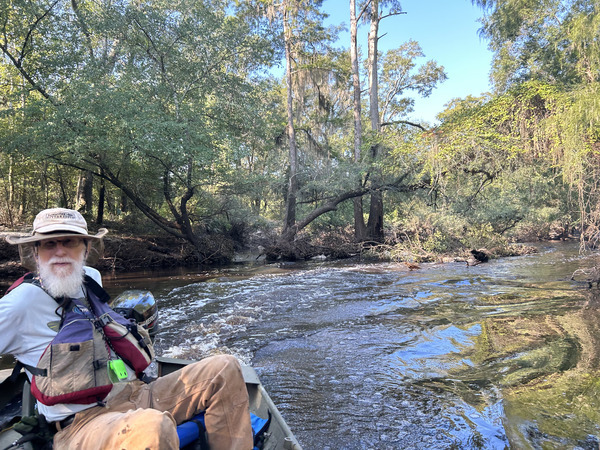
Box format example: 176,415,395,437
472,0,600,247
350,0,368,240
378,41,447,124
365,0,386,242
282,0,301,233
256,0,446,249
0,0,278,260
426,80,580,246
255,0,342,238
472,0,600,91
238,0,362,244
361,0,445,242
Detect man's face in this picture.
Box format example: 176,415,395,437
36,236,87,297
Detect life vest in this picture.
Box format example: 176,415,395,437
9,274,155,406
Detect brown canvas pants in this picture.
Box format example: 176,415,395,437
53,355,253,449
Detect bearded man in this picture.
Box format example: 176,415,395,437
0,208,252,449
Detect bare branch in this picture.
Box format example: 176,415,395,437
381,120,428,131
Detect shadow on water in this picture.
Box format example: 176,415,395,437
102,242,600,448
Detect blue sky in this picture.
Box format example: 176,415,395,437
323,0,494,124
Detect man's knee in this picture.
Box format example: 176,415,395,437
126,409,178,448
214,354,242,374
189,354,243,381
144,408,177,432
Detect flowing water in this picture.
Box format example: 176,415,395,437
27,242,600,448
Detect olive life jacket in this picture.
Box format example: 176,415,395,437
6,273,155,406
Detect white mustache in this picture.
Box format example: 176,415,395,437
48,257,75,264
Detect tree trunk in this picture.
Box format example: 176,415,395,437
56,166,69,208
367,189,384,240
96,175,105,224
350,0,367,241
368,0,380,133
76,170,93,213
8,157,14,205
7,157,15,226
120,190,128,213
283,5,298,233
366,0,385,242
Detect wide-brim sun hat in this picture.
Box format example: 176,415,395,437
6,208,108,245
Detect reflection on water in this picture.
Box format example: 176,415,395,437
100,242,600,449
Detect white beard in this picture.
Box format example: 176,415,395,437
38,256,85,298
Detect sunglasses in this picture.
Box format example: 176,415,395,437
36,237,86,250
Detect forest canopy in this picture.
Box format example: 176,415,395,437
0,0,598,264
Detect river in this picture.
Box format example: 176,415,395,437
2,241,598,448
101,241,600,449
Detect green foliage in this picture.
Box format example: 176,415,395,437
1,0,598,261
383,76,583,259
0,0,280,246
473,0,600,91
378,40,448,121
386,199,468,259
428,81,563,208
